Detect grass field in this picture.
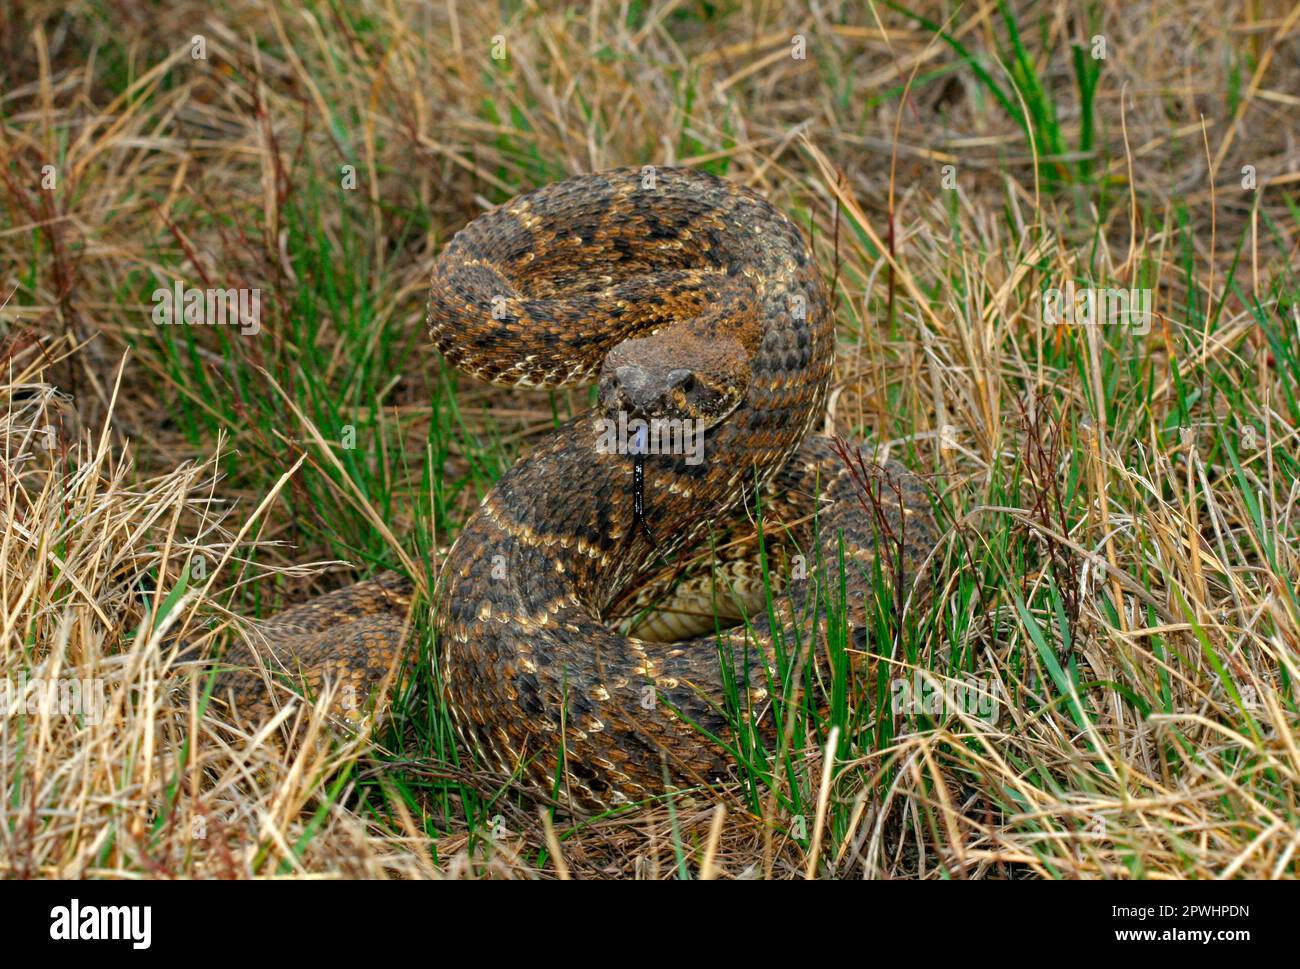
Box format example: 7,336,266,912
1,0,1298,879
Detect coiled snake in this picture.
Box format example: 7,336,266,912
208,167,936,810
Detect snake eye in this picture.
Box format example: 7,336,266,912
668,369,696,395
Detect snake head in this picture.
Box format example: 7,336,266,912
598,330,750,429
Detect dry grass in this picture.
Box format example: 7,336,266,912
1,0,1298,878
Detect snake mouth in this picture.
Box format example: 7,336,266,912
598,354,746,431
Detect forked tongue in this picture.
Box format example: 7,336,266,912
630,422,658,551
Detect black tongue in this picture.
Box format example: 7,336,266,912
632,450,656,549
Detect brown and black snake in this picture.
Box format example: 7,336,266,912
204,167,937,810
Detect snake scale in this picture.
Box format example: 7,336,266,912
206,167,936,810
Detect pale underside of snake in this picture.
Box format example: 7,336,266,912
205,167,937,811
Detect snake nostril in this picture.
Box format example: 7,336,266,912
666,368,696,398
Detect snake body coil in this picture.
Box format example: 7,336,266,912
212,167,935,810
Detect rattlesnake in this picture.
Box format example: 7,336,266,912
207,167,936,810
